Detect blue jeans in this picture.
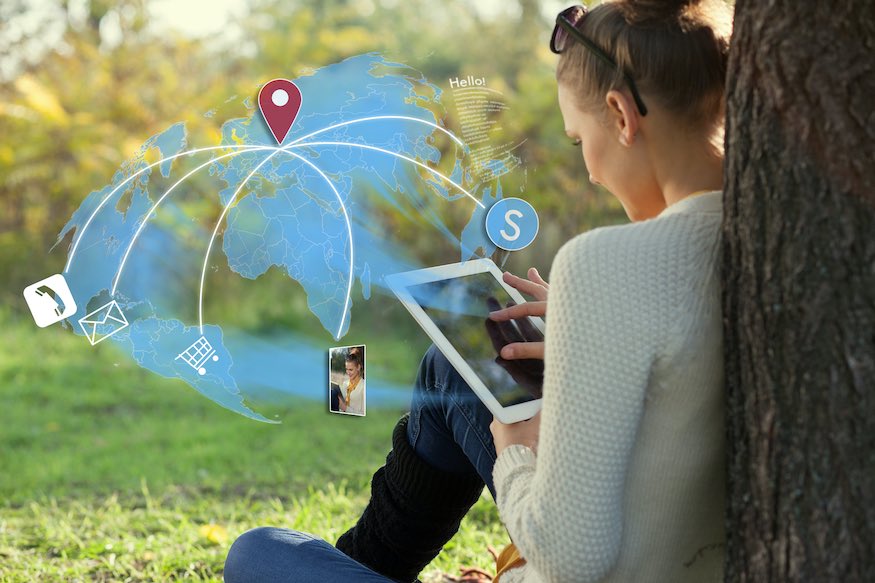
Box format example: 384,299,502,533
224,345,497,582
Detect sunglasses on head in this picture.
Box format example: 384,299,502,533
550,5,648,116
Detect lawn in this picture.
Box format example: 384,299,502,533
0,310,508,582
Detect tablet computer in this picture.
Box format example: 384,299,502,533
386,258,544,424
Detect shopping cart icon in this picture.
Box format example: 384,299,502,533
176,336,219,375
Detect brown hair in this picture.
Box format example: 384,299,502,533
345,350,364,378
556,0,733,132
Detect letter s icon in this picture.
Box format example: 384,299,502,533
500,210,523,242
485,197,539,251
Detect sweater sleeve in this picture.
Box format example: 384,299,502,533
492,228,667,582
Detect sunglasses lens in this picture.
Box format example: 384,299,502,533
565,5,585,25
552,6,586,53
551,26,568,53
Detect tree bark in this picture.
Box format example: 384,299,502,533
723,1,875,581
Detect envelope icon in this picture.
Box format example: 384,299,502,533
78,300,129,346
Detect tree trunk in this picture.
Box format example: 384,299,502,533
723,1,875,581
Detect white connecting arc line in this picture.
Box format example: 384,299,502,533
66,115,464,272
286,141,485,209
198,150,354,340
65,144,259,274
107,138,481,301
110,146,277,296
110,138,479,329
285,115,465,149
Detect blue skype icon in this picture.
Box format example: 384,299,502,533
485,197,539,251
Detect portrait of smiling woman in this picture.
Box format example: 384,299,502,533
328,345,366,417
340,350,366,416
225,0,733,581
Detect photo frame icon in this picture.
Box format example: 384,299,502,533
328,344,366,417
78,300,129,345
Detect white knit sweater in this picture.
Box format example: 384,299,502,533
492,191,726,583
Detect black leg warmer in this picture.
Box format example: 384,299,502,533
335,412,486,583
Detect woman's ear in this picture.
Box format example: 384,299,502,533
605,90,639,147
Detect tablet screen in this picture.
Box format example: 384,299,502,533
407,272,544,407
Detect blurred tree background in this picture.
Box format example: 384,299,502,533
0,1,630,580
0,0,625,316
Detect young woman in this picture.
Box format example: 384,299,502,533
224,0,732,581
340,352,365,415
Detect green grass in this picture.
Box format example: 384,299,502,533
0,310,507,581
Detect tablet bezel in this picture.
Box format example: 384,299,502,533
386,258,544,424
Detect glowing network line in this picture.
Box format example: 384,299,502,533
197,150,354,340
286,115,466,149
77,114,485,344
284,141,485,208
65,143,258,274
110,146,278,296
65,115,464,273
109,136,480,298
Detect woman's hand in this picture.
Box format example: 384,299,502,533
503,267,549,301
484,307,544,398
488,301,547,360
490,410,541,456
489,267,549,360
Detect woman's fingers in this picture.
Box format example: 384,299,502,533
489,301,547,321
500,341,545,360
485,296,525,345
515,312,545,343
502,271,548,301
497,313,526,345
485,312,526,348
527,267,549,289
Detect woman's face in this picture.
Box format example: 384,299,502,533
345,362,361,379
557,83,665,221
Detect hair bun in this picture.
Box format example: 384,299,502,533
618,0,706,25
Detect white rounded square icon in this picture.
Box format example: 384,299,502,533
23,274,78,328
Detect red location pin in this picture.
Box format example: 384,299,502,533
258,79,303,144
